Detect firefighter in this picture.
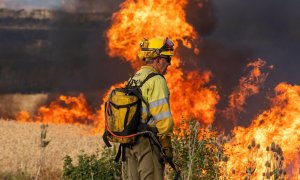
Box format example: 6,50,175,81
124,37,175,180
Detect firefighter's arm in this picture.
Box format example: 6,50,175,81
146,76,174,159
147,77,174,135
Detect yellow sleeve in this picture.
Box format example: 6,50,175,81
143,76,174,136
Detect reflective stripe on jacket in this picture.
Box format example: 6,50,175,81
130,66,174,136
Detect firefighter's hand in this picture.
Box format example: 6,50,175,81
163,147,173,161
159,135,173,161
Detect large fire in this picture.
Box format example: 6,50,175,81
225,83,300,179
18,0,219,127
14,0,299,178
17,94,94,125
106,0,219,125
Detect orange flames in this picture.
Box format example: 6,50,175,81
16,84,125,135
166,65,219,124
18,0,219,127
106,0,198,67
106,0,219,125
225,83,300,179
223,58,273,124
16,0,219,127
17,94,94,125
13,0,300,177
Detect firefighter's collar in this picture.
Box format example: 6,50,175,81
141,66,159,73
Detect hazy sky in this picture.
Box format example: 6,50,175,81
0,0,60,9
0,0,122,12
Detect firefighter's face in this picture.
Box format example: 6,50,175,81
158,57,171,75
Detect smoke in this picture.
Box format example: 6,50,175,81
0,8,132,93
221,59,273,129
189,0,300,130
181,0,255,103
0,2,129,118
0,93,48,118
185,0,217,36
0,0,299,125
211,0,300,85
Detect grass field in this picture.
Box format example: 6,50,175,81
0,119,103,178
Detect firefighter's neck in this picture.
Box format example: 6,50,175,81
149,59,163,74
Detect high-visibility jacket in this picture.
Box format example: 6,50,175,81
130,66,174,136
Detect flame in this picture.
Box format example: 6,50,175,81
106,0,197,67
16,0,219,129
36,94,94,124
17,94,94,125
10,0,300,177
223,58,273,124
106,0,219,125
16,82,125,135
16,110,31,122
224,82,300,179
166,65,219,124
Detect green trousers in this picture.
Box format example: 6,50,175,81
124,136,164,180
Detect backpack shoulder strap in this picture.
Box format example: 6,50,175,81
138,72,164,88
126,72,163,118
126,75,136,87
133,72,163,104
137,72,164,122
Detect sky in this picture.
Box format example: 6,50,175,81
0,0,60,9
0,0,122,12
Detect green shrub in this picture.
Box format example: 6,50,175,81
63,119,227,180
63,146,121,180
165,118,226,180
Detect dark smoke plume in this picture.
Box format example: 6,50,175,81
207,0,300,131
0,8,132,94
184,0,300,131
185,0,217,36
0,6,131,118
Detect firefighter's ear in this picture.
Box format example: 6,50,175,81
156,57,162,65
152,57,159,65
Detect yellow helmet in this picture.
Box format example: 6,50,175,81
137,37,174,61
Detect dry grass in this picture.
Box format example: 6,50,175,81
0,119,103,178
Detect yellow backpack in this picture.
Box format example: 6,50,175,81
102,73,161,147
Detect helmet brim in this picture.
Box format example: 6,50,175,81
160,51,174,56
